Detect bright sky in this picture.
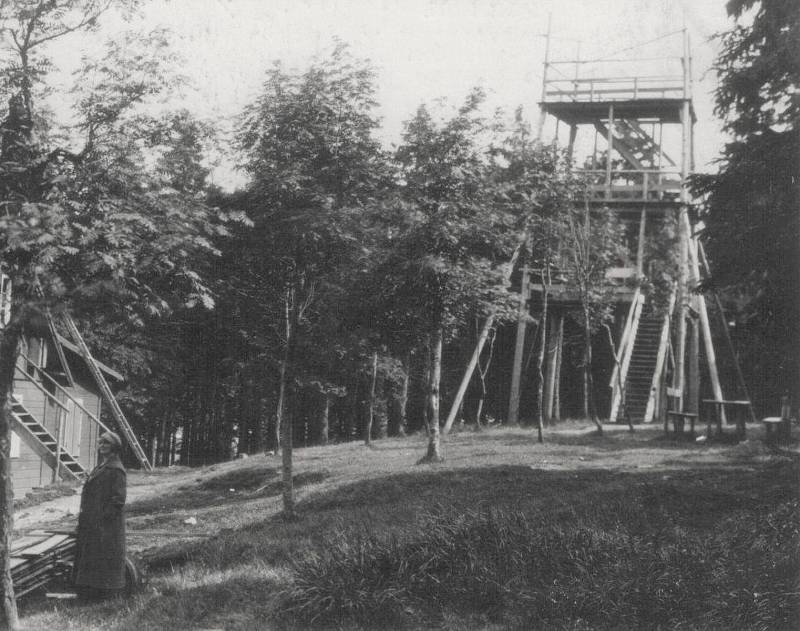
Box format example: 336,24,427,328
57,0,733,188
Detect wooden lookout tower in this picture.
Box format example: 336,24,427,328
509,28,753,429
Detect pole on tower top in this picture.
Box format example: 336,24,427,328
535,12,553,140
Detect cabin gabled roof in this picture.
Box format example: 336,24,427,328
55,334,124,382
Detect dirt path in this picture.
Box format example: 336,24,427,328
13,466,203,535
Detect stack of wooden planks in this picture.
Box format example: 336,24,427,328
10,530,75,598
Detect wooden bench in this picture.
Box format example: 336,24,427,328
666,387,698,435
762,417,792,443
761,397,794,444
702,399,751,439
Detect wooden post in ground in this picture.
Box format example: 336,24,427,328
674,177,689,397
674,29,693,411
543,311,560,422
507,265,530,426
687,315,700,416
688,234,726,422
697,241,757,423
552,315,563,421
686,229,701,418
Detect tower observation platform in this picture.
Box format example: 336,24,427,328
540,35,695,208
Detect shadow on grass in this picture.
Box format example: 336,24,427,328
127,467,329,516
139,458,799,576
464,424,782,454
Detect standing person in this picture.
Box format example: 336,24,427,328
74,431,127,600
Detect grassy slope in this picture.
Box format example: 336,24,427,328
17,423,800,630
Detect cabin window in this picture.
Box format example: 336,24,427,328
64,399,83,459
25,337,47,379
11,393,21,458
10,431,20,459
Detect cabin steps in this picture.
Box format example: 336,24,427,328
9,397,87,482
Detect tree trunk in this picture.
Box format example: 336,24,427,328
543,311,559,423
0,324,21,630
397,352,410,436
475,326,496,429
421,328,444,462
275,362,286,452
346,377,358,440
158,416,169,466
318,394,330,446
365,351,378,446
280,288,299,517
421,341,431,436
280,402,294,515
582,341,590,420
274,292,291,451
474,397,485,430
553,314,563,422
584,305,603,433
535,272,548,443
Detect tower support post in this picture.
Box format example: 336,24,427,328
507,265,530,425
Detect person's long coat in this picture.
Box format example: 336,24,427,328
74,454,127,590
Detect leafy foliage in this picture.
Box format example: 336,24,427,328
0,2,225,626
691,0,800,411
375,90,517,342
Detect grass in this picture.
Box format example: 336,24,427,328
16,423,800,630
282,488,799,629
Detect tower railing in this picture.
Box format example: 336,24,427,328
580,168,682,202
545,75,686,103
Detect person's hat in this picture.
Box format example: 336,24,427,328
99,431,123,452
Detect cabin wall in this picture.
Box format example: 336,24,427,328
67,383,101,471
11,359,103,496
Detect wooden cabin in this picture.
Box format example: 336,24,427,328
10,331,123,496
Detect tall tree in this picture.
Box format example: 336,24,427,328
0,3,224,625
691,0,800,413
378,90,519,462
236,44,387,514
564,201,627,430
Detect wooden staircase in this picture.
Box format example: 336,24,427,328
617,311,662,423
9,397,87,483
595,119,675,169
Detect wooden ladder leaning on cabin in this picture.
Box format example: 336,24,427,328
61,314,153,471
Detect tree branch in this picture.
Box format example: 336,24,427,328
28,0,114,49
